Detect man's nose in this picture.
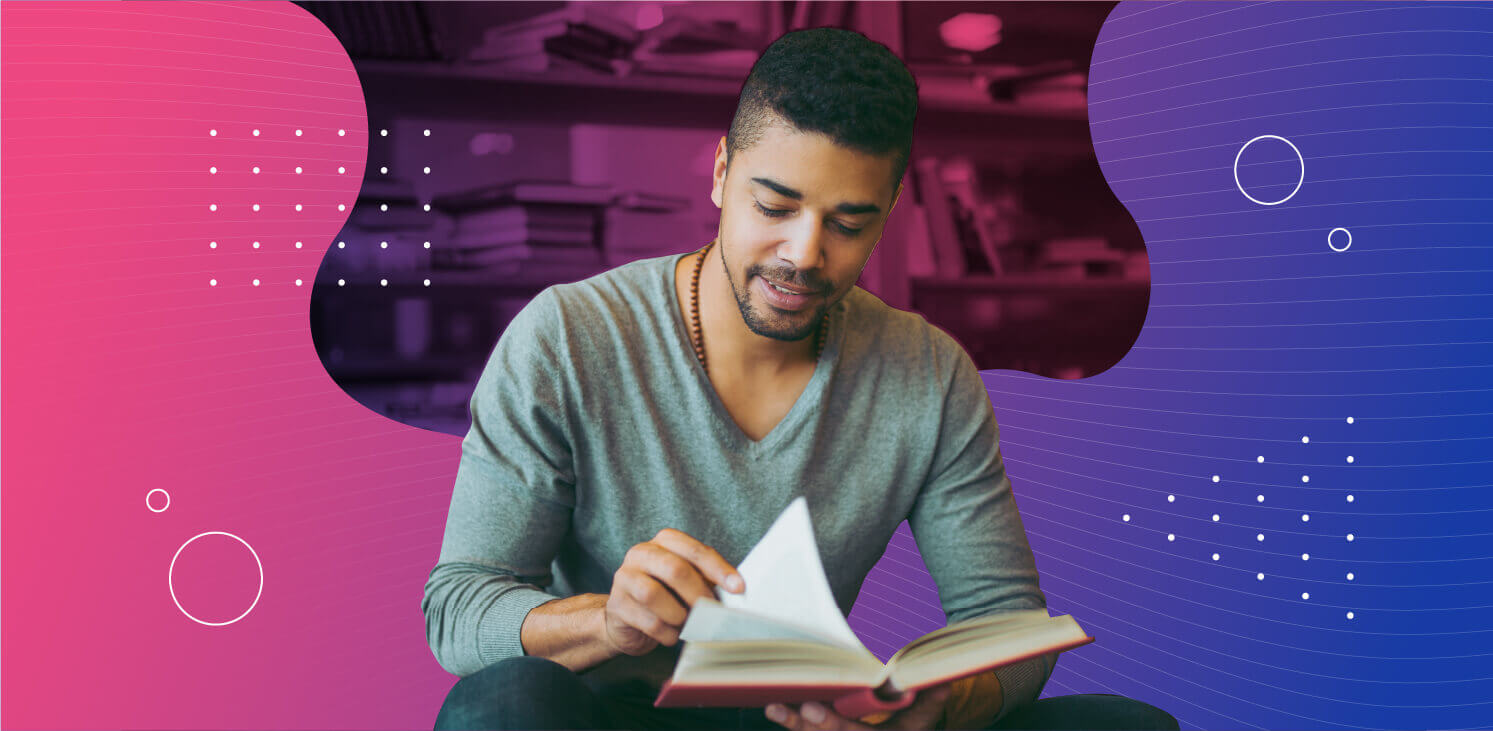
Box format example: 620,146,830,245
776,218,827,274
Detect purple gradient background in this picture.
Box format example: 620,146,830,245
4,2,1493,730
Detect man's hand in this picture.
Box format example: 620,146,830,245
764,684,952,731
602,528,745,656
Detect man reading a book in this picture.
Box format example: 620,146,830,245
424,26,1178,731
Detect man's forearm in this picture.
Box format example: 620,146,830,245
518,592,620,673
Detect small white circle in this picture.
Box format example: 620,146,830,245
1347,572,1355,580
423,241,431,249
1347,456,1355,464
209,204,217,211
337,241,345,249
252,278,260,286
1167,494,1175,503
1212,475,1220,483
1302,475,1310,483
146,488,171,512
1212,514,1220,522
1257,573,1265,581
1302,436,1310,444
380,241,388,249
209,129,217,136
338,204,346,211
380,204,388,212
1233,134,1305,206
423,166,431,174
1328,228,1353,253
168,531,264,627
209,166,217,174
295,129,303,136
380,278,388,287
423,204,431,212
1212,553,1219,561
1347,533,1355,542
1257,495,1264,503
1346,416,1355,424
1347,494,1355,502
295,166,303,174
1303,514,1310,522
380,129,388,136
252,204,260,212
338,166,346,174
1257,533,1264,541
1347,611,1355,620
1302,553,1310,561
338,129,346,136
252,166,260,174
1256,455,1264,463
1122,514,1130,522
1167,534,1175,542
423,129,431,136
252,241,260,249
252,129,260,137
337,278,345,286
295,204,303,211
423,278,431,287
380,166,388,174
209,241,217,249
1302,592,1310,600
295,279,303,286
295,241,303,249
209,278,217,286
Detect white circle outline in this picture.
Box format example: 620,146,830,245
1328,227,1352,252
168,531,264,626
1233,134,1304,206
146,488,171,513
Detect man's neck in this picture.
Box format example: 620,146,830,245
697,244,817,379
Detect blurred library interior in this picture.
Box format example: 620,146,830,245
298,1,1150,436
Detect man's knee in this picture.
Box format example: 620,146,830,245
434,656,602,730
989,693,1179,730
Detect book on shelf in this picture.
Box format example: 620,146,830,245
451,205,597,237
654,497,1094,719
434,179,617,213
433,242,602,270
481,4,641,49
911,157,968,278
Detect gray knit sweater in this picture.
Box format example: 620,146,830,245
422,251,1056,719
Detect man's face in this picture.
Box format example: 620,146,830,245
709,121,903,342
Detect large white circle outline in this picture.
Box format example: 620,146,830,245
1328,227,1352,252
146,488,171,513
1233,134,1304,206
168,531,264,626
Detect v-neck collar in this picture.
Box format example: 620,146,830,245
666,250,846,460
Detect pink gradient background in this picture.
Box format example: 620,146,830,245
3,3,464,727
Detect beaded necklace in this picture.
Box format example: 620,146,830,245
688,241,828,377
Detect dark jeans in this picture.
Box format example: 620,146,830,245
434,657,1181,730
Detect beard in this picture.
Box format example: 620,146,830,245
718,240,834,342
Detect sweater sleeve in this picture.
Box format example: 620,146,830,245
907,339,1057,723
421,287,577,677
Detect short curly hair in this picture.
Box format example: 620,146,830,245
726,27,919,193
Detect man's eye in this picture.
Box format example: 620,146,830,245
755,202,863,236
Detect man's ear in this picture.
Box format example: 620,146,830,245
710,137,728,209
887,181,904,216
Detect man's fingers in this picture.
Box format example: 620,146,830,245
765,702,872,731
887,685,952,730
653,528,745,594
623,573,688,626
609,593,682,646
633,542,717,607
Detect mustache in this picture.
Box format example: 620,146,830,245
751,266,830,293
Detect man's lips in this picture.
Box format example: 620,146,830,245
761,277,821,295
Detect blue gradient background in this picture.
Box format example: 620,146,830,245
846,3,1493,728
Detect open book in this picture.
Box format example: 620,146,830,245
654,497,1095,718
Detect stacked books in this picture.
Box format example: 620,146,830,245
466,4,639,75
431,180,614,282
603,191,702,266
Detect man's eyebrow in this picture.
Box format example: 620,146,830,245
751,177,881,215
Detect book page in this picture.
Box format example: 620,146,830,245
679,497,869,654
886,613,1090,692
